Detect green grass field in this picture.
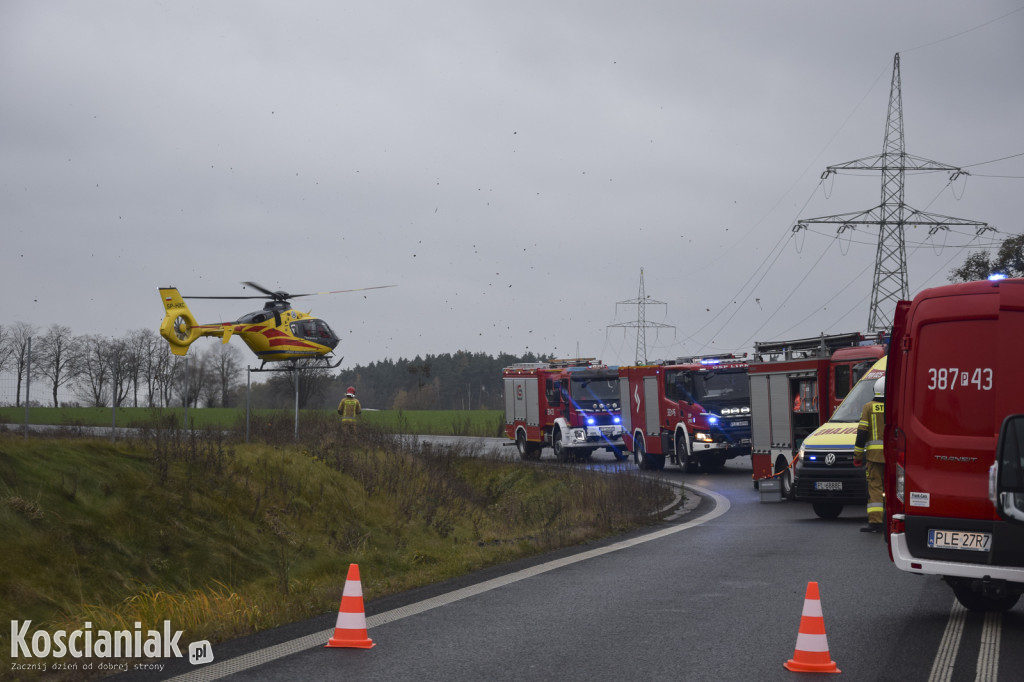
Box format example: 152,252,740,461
0,407,505,437
0,421,670,679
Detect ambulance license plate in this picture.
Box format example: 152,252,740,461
814,481,842,491
928,529,992,552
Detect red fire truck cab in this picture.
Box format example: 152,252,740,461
886,277,1024,611
618,356,752,471
503,359,626,462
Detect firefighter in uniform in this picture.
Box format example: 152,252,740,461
853,377,886,533
337,386,362,430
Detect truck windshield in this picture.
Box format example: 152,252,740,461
570,377,619,403
668,369,749,403
829,377,878,423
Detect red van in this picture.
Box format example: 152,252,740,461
885,277,1024,611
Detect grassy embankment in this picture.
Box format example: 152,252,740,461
0,413,671,679
0,407,504,437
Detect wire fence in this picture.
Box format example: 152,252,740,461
0,370,98,409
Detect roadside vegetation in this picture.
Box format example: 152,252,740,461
0,407,504,437
0,414,671,679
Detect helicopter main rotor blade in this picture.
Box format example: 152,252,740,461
241,281,287,299
289,284,398,298
183,295,269,300
182,283,397,301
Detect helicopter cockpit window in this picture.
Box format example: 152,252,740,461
237,311,269,324
291,319,335,341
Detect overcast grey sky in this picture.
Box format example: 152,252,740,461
3,1,1023,369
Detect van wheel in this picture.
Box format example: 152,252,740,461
948,578,1022,612
812,502,843,519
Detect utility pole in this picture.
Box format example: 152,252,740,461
795,53,989,333
609,268,674,365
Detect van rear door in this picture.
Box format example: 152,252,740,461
902,280,1024,565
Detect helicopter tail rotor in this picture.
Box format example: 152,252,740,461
159,287,202,355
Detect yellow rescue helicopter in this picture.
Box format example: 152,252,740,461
158,281,393,368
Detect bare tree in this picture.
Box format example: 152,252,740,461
123,328,155,407
209,342,243,405
9,322,36,407
153,350,175,407
106,337,132,408
0,324,11,376
263,360,333,408
76,334,109,407
36,324,80,407
174,352,208,408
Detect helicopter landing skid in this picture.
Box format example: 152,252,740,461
252,355,345,373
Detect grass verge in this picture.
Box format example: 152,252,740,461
0,416,671,679
0,407,505,437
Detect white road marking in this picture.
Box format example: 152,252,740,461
928,599,966,682
927,599,1003,682
976,610,1001,682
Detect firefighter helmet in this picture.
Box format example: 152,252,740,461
874,377,885,399
346,386,356,397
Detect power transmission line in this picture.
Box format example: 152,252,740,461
608,269,674,365
794,53,990,333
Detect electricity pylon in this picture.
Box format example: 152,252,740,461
609,268,674,365
795,52,989,333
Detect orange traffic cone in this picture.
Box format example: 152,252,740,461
325,563,375,649
783,581,840,673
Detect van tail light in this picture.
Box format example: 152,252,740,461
887,428,906,541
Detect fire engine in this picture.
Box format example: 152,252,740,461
618,355,752,471
503,359,626,462
886,277,1024,612
748,333,886,499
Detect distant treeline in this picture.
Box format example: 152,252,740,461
0,320,549,411
270,351,550,411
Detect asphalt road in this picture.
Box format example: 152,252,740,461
128,447,1023,682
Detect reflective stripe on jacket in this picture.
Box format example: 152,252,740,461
853,400,885,463
338,397,362,421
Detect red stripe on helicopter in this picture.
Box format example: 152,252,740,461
269,339,320,349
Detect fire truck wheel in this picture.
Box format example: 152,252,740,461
516,431,541,461
552,430,571,462
947,578,1022,612
811,502,843,519
676,434,699,473
634,439,665,471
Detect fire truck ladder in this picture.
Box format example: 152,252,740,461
752,331,865,362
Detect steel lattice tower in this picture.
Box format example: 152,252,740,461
795,53,989,333
609,269,674,365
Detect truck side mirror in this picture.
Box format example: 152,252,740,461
989,414,1024,524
